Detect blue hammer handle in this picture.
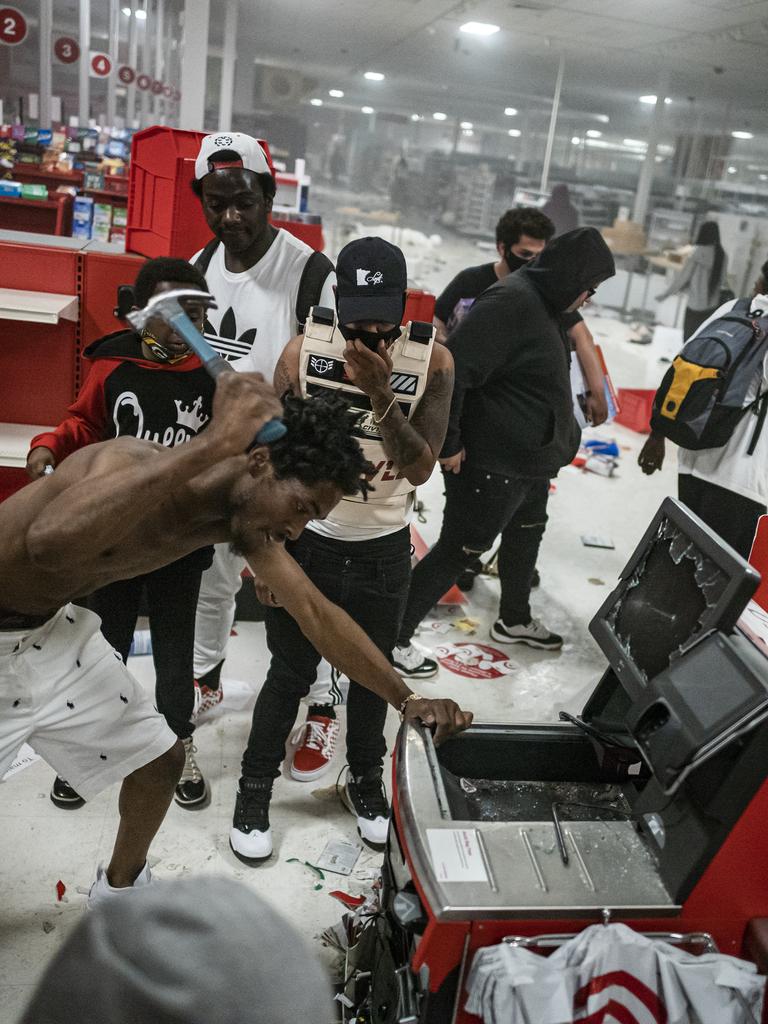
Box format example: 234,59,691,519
168,308,287,446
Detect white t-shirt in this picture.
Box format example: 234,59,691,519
677,294,768,504
192,229,335,376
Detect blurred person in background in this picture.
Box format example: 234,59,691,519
656,220,729,338
541,184,579,237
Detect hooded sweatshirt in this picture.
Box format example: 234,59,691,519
442,227,615,478
30,329,215,462
19,877,333,1024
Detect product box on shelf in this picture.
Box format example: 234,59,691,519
0,180,22,197
72,194,94,239
20,183,48,200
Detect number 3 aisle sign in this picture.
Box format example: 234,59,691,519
0,7,27,45
54,37,80,63
89,52,112,77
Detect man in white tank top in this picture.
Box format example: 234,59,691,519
229,238,455,861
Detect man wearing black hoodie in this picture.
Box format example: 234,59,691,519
394,228,615,675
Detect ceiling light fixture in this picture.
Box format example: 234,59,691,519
508,128,521,137
460,21,500,36
135,8,147,19
727,166,737,174
760,174,767,182
433,112,447,121
594,114,610,123
732,130,754,140
364,71,384,81
462,129,474,137
586,129,602,138
504,107,518,116
329,89,344,98
410,113,421,121
361,106,374,114
121,6,131,14
639,94,671,105
460,121,473,129
571,136,581,145
310,98,323,106
623,138,646,147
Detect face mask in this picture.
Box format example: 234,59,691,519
338,323,402,351
140,329,191,365
503,247,532,273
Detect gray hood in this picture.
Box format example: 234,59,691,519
19,877,332,1024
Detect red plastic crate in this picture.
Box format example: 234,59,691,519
404,288,436,325
127,126,275,260
614,387,655,434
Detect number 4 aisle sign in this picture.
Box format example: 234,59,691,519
0,7,27,45
89,52,112,78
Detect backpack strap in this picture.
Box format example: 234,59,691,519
295,250,334,333
193,238,219,275
748,392,768,456
732,296,752,317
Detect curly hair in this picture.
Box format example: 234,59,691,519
268,392,374,499
496,207,555,247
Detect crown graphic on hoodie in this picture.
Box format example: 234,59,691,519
174,396,209,433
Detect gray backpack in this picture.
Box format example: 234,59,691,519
650,297,768,452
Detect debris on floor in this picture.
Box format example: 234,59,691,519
581,535,616,549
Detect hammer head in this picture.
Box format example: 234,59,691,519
126,288,217,331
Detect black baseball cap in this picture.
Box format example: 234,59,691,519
335,237,407,326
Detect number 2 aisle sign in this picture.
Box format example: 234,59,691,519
0,7,27,45
89,52,112,77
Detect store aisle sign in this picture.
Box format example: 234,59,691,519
163,84,173,98
89,52,112,78
118,65,136,85
0,7,27,45
151,80,163,95
137,73,151,91
54,36,79,63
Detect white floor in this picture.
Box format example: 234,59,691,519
0,310,678,1023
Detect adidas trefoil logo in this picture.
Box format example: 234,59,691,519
174,395,209,434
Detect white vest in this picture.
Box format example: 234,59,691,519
299,306,435,533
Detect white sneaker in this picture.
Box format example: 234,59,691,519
229,779,273,864
87,861,152,909
490,616,563,650
341,768,390,850
392,643,438,679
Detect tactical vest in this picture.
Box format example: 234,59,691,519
299,306,435,531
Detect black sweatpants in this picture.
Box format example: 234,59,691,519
89,547,213,740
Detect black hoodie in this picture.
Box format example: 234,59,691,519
442,227,615,477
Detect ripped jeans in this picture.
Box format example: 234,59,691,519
398,466,550,644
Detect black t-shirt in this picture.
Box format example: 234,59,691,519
434,261,582,336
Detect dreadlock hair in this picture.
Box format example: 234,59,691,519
268,392,374,499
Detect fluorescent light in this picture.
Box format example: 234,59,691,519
508,128,521,137
594,114,610,123
732,130,753,140
571,136,581,145
460,21,500,35
623,138,646,148
361,106,374,114
134,7,147,18
462,129,474,137
586,129,602,138
460,121,473,129
121,5,131,13
364,71,384,81
728,166,737,174
410,113,420,121
310,98,323,106
760,174,768,182
639,94,671,105
504,107,518,116
329,89,344,98
433,112,447,121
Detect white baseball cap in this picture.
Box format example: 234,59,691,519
194,132,271,180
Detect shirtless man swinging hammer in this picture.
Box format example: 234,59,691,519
0,369,471,905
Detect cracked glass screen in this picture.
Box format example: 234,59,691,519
607,518,728,683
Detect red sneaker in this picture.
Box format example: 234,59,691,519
192,681,224,720
290,714,340,781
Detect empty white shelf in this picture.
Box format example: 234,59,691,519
0,288,79,325
0,423,53,468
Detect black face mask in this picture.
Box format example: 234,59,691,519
503,247,532,274
338,323,402,351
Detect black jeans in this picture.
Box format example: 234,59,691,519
678,474,765,560
88,547,213,740
241,527,412,780
398,466,550,645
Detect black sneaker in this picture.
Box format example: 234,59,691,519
490,616,563,650
230,777,273,863
174,737,209,808
341,767,389,850
392,644,438,679
50,775,85,809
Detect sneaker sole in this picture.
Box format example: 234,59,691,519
173,785,210,810
392,662,439,680
490,626,562,650
339,787,388,852
289,762,333,782
228,839,272,865
50,793,85,810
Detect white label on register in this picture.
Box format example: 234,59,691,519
426,828,489,883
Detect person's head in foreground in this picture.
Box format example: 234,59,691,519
20,876,332,1024
132,256,209,364
523,226,616,314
